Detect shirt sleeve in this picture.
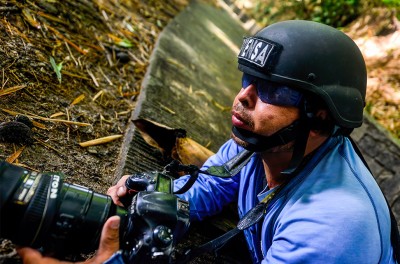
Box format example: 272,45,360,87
174,139,242,221
103,251,126,264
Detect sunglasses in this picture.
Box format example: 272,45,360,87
241,73,303,107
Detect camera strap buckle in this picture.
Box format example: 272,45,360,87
165,150,254,195
205,149,254,177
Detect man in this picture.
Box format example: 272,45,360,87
19,20,397,263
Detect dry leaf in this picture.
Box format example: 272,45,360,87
133,118,185,157
71,94,85,105
133,118,214,166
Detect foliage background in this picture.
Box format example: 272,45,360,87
249,0,400,28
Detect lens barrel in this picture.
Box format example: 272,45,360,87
0,161,127,259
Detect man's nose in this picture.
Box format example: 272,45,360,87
237,84,258,108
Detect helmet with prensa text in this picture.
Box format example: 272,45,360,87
237,20,367,128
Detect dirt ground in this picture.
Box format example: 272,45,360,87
0,0,399,262
0,0,190,193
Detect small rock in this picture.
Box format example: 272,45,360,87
116,51,130,64
0,121,33,145
15,115,34,129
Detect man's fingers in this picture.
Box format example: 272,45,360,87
17,248,69,264
117,186,127,198
107,175,129,206
92,215,120,262
17,248,43,264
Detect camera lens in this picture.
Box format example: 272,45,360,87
0,161,127,259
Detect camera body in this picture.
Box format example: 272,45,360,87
121,171,190,262
0,161,190,263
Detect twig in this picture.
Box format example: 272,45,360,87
47,24,88,55
2,69,9,89
11,163,39,171
37,11,69,26
92,90,104,101
98,66,113,85
86,67,99,87
64,41,78,66
79,135,123,147
66,107,70,141
50,112,65,118
0,108,91,127
61,70,91,80
70,94,85,106
0,85,26,96
159,103,176,115
35,138,65,157
6,146,26,163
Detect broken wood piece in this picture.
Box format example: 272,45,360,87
174,137,214,168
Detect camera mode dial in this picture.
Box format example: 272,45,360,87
125,172,157,193
153,225,173,247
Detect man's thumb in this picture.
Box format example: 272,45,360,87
95,215,120,261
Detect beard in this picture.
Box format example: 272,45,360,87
231,131,249,148
231,103,296,153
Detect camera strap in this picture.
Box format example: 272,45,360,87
165,162,200,195
167,150,254,195
178,183,285,263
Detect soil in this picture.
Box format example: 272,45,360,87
0,0,190,192
0,0,399,262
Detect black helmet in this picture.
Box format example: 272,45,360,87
238,20,367,128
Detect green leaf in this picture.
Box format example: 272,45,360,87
117,39,134,48
50,56,62,84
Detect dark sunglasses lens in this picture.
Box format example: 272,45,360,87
241,73,302,106
241,73,254,88
257,80,302,106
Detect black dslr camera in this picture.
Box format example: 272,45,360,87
0,161,190,263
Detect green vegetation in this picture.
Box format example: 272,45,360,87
250,0,400,28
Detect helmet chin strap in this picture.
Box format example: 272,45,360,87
232,102,312,175
232,121,301,152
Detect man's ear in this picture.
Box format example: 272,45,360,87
315,109,328,119
309,109,329,136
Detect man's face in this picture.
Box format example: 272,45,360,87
231,76,300,148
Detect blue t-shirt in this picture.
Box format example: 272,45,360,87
174,135,396,263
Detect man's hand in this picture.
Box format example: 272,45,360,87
17,215,121,264
107,175,130,207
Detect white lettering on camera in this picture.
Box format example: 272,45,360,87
50,175,60,199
